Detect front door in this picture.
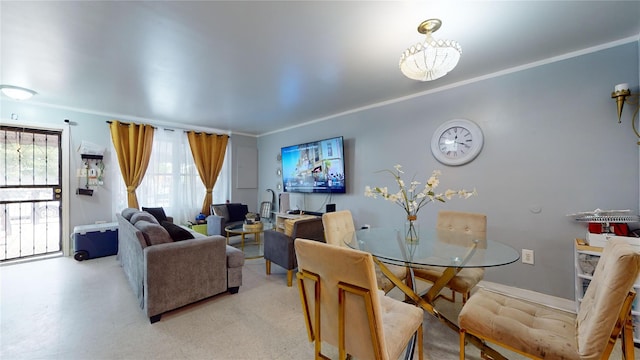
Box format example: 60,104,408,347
0,126,62,261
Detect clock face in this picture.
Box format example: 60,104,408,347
438,126,473,159
431,119,483,166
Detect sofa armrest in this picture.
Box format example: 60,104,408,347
206,215,226,236
144,236,228,318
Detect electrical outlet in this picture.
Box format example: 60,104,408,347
522,249,534,265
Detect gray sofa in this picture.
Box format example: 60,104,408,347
117,208,245,323
206,203,249,236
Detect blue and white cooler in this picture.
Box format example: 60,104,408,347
73,222,118,261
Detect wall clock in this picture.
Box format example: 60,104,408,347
430,119,483,166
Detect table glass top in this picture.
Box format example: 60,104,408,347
343,228,519,268
225,222,273,233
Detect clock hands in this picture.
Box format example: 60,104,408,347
452,134,470,146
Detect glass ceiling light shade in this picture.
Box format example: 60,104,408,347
399,19,462,81
0,85,37,100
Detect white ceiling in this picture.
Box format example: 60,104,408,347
1,1,639,136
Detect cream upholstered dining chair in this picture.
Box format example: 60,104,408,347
322,210,409,293
295,238,424,360
412,210,486,303
459,238,640,360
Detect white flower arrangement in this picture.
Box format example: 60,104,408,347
364,164,476,219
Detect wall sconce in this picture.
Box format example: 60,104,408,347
611,83,639,144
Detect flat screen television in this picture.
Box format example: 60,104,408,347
281,136,345,193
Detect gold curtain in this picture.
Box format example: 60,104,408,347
109,121,155,209
187,131,229,215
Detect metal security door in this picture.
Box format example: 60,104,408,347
0,126,62,261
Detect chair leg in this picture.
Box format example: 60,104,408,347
417,324,424,360
622,314,635,360
459,329,466,360
265,260,271,275
287,270,293,287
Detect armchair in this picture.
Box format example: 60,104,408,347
206,203,249,236
263,217,324,286
459,238,640,360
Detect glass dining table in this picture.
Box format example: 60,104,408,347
343,227,520,360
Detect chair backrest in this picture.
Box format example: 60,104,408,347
322,210,355,247
290,218,325,242
436,211,487,249
295,238,388,359
436,210,486,235
576,238,640,358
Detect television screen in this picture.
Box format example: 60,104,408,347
281,136,345,193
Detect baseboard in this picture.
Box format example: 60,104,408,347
478,281,576,313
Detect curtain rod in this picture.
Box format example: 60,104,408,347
105,120,156,129
183,131,230,137
105,120,230,137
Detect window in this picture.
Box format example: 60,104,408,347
111,129,230,224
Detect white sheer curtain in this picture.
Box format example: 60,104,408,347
111,128,230,225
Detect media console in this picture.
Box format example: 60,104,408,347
286,210,324,216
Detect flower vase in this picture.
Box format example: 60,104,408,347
405,215,419,243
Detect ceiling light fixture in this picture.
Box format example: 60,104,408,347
0,85,37,101
399,19,462,81
611,83,640,145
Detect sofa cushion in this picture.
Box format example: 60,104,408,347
227,203,248,222
121,208,140,221
141,207,168,223
131,211,160,225
212,204,230,222
161,221,195,241
134,220,173,246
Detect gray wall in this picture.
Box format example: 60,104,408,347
257,42,640,299
228,135,259,210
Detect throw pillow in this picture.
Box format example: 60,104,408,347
227,203,248,222
131,211,160,225
141,207,168,223
121,208,140,221
134,220,173,246
211,204,230,222
161,221,195,241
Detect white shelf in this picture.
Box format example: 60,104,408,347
574,215,640,223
